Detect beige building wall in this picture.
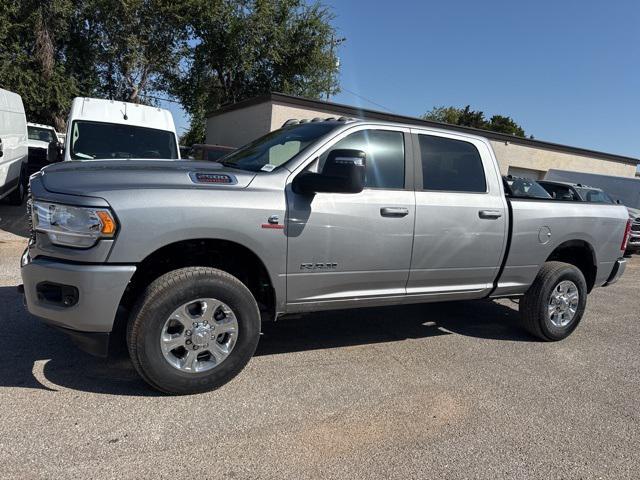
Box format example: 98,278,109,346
269,101,345,130
206,99,638,177
490,140,637,178
205,102,273,148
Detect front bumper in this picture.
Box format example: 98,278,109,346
603,257,626,286
21,251,136,352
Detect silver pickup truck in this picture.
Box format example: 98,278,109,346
20,118,631,394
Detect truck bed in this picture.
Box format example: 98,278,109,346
492,198,628,297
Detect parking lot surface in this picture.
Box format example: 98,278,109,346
1,201,639,479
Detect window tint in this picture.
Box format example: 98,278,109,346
418,135,486,192
320,130,405,189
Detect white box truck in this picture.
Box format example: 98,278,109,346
0,88,28,204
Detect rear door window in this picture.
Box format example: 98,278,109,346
418,135,486,192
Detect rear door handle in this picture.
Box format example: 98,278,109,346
478,210,502,219
380,207,409,218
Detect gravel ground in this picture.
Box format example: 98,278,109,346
1,201,639,479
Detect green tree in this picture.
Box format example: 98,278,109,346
0,0,189,129
173,0,343,143
88,0,190,103
0,0,91,130
422,105,527,137
487,114,526,137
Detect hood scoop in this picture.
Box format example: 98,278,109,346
41,159,256,196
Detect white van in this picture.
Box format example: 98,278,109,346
64,97,180,161
0,88,28,204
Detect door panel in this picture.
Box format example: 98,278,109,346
286,188,415,303
409,190,505,294
408,131,507,296
286,126,415,305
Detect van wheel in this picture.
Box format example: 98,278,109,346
127,267,261,395
7,168,26,205
520,261,587,341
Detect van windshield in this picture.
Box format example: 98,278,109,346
219,122,338,172
28,126,56,143
70,121,178,160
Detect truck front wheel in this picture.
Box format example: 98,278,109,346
127,267,261,394
520,261,587,341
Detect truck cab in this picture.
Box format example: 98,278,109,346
64,97,180,161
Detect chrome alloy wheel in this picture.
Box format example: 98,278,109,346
548,280,579,327
160,298,238,373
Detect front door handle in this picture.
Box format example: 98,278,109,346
478,210,502,219
380,207,409,218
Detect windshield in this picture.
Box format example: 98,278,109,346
218,122,338,172
28,126,55,143
575,187,615,204
504,177,552,199
70,121,178,160
538,182,578,201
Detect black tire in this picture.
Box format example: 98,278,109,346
6,168,26,205
520,261,587,341
127,267,261,395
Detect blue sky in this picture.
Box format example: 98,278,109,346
168,0,639,159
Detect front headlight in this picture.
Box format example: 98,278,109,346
32,201,117,248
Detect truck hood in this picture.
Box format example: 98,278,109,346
40,159,257,196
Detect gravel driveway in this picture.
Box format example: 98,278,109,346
1,201,638,479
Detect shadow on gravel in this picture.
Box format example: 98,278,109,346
0,201,30,238
257,298,533,356
0,284,533,396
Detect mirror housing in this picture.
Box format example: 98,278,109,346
47,140,63,163
293,149,366,195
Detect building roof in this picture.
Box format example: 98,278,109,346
207,92,639,166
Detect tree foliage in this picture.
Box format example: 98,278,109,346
173,0,343,143
0,0,89,130
423,105,526,137
0,0,342,139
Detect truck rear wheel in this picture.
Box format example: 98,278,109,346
519,261,587,341
127,267,261,395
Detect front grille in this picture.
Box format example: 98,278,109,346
632,220,640,232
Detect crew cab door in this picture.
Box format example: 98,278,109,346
286,126,415,306
407,130,508,298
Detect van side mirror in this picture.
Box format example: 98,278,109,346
293,149,366,195
47,140,62,163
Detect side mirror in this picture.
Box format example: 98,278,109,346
47,140,62,163
293,149,366,195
